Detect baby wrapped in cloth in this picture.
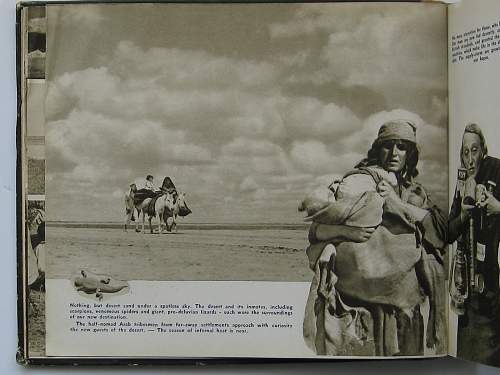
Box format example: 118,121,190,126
301,167,446,356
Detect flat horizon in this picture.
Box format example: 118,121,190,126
45,221,309,231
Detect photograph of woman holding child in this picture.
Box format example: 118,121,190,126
302,119,447,357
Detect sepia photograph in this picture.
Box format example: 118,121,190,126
25,79,47,357
26,7,46,79
25,199,46,357
449,123,500,365
26,80,46,195
39,2,448,357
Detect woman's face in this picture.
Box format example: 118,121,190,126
379,140,408,173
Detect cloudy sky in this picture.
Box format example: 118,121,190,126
45,3,448,223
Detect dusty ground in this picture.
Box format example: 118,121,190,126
46,226,312,282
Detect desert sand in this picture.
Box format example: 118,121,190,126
46,226,312,282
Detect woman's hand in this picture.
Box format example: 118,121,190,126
341,226,376,243
477,190,500,216
314,223,376,243
378,180,430,222
377,180,401,202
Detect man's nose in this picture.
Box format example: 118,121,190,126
467,153,474,165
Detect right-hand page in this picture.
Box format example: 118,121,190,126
448,0,500,366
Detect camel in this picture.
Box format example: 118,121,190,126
163,192,191,233
124,186,175,234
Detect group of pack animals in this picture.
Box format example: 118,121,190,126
123,177,191,234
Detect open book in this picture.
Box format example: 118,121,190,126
16,0,500,367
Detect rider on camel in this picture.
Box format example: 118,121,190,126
144,175,157,193
160,176,178,202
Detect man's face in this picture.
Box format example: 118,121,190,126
379,140,408,173
462,132,484,178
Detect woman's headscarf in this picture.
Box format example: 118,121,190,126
374,119,417,145
355,119,419,186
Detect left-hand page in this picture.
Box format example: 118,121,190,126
20,1,449,362
19,3,47,363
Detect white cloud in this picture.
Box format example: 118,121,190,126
289,140,331,173
275,50,310,67
221,138,284,157
253,188,267,201
290,140,363,177
239,176,259,193
282,97,362,142
111,41,278,90
60,6,105,28
430,95,448,126
271,4,446,95
111,189,124,198
320,12,446,92
46,110,213,180
269,4,346,38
